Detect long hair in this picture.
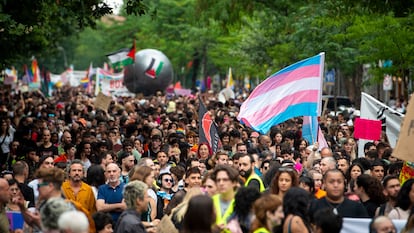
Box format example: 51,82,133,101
270,168,298,195
197,142,212,159
251,194,283,232
170,188,203,225
283,187,312,231
396,179,414,211
356,174,386,204
182,195,214,233
86,165,105,188
402,207,414,233
130,165,152,182
346,162,364,181
232,187,261,230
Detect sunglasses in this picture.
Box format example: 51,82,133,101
37,182,50,188
163,179,174,183
279,167,295,172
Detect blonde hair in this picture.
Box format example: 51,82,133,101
170,188,203,222
172,147,181,154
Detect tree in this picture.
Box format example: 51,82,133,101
0,0,150,69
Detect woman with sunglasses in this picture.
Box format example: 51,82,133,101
270,167,299,199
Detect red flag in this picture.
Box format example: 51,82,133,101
127,39,136,61
354,118,382,140
198,97,221,153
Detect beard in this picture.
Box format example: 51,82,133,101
71,175,82,182
240,168,252,178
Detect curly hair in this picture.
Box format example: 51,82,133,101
356,174,386,204
270,168,299,195
283,187,312,231
232,187,261,228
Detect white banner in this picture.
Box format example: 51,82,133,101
358,92,404,156
341,218,406,233
95,68,135,97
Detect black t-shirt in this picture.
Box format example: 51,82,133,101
38,145,58,157
363,199,380,218
17,182,35,208
309,197,369,220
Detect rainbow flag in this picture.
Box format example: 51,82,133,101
238,53,325,134
25,59,41,89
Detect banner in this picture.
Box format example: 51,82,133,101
393,97,414,162
358,92,404,156
341,217,405,233
95,68,134,97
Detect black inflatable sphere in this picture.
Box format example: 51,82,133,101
124,49,173,95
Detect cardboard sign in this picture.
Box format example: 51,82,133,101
94,92,112,111
393,97,413,162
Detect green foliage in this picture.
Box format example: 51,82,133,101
2,0,414,96
0,0,149,69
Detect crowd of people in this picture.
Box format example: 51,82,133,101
0,85,412,233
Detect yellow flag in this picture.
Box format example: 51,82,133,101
226,67,234,89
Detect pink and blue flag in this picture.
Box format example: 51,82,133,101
302,116,318,144
238,53,325,134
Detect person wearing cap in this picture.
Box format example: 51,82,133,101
238,153,265,192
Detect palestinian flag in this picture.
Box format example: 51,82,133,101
107,40,135,71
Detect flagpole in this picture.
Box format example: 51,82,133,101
318,52,325,116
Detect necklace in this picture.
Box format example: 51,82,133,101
324,198,344,215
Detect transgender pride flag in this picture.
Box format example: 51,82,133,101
238,53,325,134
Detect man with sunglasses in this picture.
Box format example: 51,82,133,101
156,172,175,219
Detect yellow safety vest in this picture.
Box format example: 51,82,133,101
245,172,265,192
253,227,271,233
212,194,235,232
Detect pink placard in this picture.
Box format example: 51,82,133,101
354,118,382,140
